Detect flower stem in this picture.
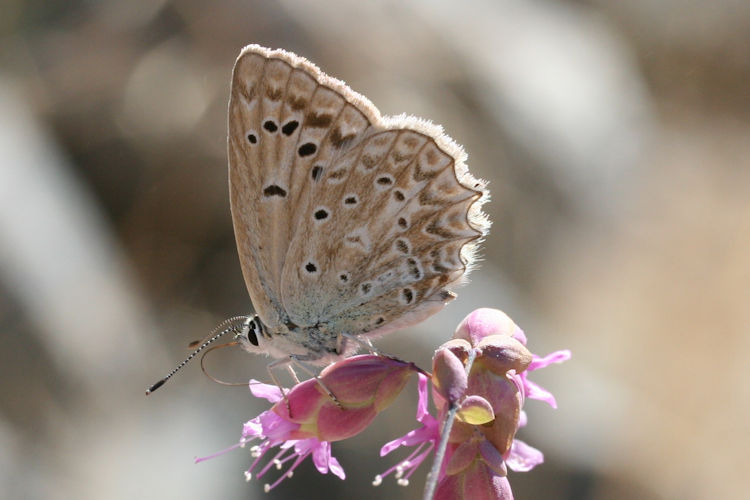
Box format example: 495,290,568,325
422,348,477,500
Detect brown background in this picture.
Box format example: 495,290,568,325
1,1,748,499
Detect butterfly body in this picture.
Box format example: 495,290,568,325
229,45,489,363
236,315,344,363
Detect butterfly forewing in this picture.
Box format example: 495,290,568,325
229,45,488,345
229,53,288,328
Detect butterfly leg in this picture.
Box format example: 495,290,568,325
286,363,301,384
266,358,293,413
289,355,342,409
340,333,378,355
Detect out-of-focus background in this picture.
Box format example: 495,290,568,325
1,0,748,498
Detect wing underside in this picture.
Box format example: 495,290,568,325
228,45,489,337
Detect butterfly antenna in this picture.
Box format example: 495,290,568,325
145,315,249,395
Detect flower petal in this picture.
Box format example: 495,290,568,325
258,410,300,443
522,378,558,408
379,419,439,456
437,461,514,500
479,440,508,476
454,308,521,347
445,440,479,475
310,439,331,474
464,461,514,500
416,373,429,421
249,379,284,403
328,453,346,480
433,347,468,404
506,439,544,472
476,335,532,375
315,403,377,442
242,416,263,439
456,395,495,425
528,350,571,371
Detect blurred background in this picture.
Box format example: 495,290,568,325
1,0,748,498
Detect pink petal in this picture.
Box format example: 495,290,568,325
436,461,514,500
316,404,376,442
511,327,527,346
310,440,346,480
319,355,413,407
281,378,325,423
517,410,528,429
379,421,438,456
433,348,468,404
528,350,571,371
328,454,346,480
258,411,299,443
242,417,263,439
506,439,544,472
479,440,508,476
454,309,520,347
310,440,331,474
522,378,558,408
416,373,429,421
475,335,532,376
249,379,284,403
464,462,514,500
380,374,440,456
445,440,479,475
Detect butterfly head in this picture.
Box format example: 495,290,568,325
237,315,267,354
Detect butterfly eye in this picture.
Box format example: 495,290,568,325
245,319,260,347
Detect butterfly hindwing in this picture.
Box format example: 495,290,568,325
315,128,486,337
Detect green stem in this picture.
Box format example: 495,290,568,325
422,348,476,500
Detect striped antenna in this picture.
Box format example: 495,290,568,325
145,315,249,395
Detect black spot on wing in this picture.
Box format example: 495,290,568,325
298,143,317,157
263,185,287,197
311,165,323,181
263,120,278,133
282,120,299,136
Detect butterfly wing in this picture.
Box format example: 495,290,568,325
282,124,488,339
229,45,488,340
229,46,320,329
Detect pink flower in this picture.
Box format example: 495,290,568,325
197,355,417,491
377,308,569,499
436,439,514,500
196,309,569,497
376,373,440,486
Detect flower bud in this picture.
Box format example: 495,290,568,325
454,308,525,346
274,355,416,442
440,338,472,362
475,335,532,376
432,347,468,405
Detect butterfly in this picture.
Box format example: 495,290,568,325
228,44,489,366
145,45,489,395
